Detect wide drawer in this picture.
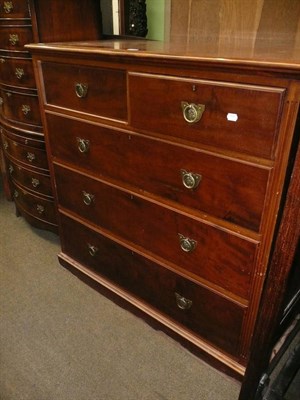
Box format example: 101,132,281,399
0,87,41,126
60,212,246,357
129,73,285,159
13,182,56,224
47,114,270,232
8,158,52,197
1,132,48,170
54,164,257,299
0,26,33,53
0,56,35,88
0,1,31,18
41,62,127,122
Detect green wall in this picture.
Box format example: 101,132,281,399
146,0,165,40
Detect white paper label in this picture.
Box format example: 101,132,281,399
227,113,238,122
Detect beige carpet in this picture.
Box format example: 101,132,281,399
0,181,241,400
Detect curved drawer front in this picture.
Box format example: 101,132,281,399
0,88,41,126
0,1,31,18
0,56,35,88
41,62,128,121
8,158,52,197
13,183,56,224
60,212,245,357
2,133,48,170
55,164,257,300
0,26,33,53
129,73,285,159
47,114,270,232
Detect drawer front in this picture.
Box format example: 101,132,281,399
47,114,270,232
55,164,257,299
0,88,41,126
60,212,245,357
8,158,52,197
0,1,30,18
2,133,48,170
129,73,285,159
42,62,127,121
13,183,56,224
0,26,33,52
0,56,35,88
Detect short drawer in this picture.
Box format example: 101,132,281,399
47,114,270,232
129,73,285,159
8,158,52,197
0,26,33,53
60,212,246,357
54,164,258,299
0,56,35,88
1,133,49,170
0,1,31,18
13,182,56,224
0,87,41,126
41,62,127,121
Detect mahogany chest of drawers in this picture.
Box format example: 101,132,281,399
27,39,300,385
0,0,102,232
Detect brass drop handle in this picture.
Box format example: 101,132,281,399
180,169,202,190
21,104,31,115
82,191,95,206
8,164,14,174
36,204,44,214
87,243,98,257
15,68,25,80
3,1,14,13
26,152,35,162
9,33,19,46
31,178,40,188
178,233,197,253
181,101,205,124
175,293,193,310
75,83,88,98
76,137,90,153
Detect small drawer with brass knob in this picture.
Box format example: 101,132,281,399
0,27,33,52
0,58,35,88
0,1,30,18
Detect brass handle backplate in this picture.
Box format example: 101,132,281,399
21,104,31,115
87,243,98,257
36,204,44,214
181,101,205,124
76,137,90,153
0,97,3,106
180,169,202,190
9,33,19,46
26,152,35,162
82,191,95,206
75,83,88,98
0,58,5,63
31,178,40,188
3,1,14,13
175,293,193,310
15,68,25,80
8,164,14,174
178,233,197,253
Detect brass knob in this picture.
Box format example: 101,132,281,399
15,68,25,80
175,293,193,310
180,169,202,190
82,191,95,206
75,83,88,98
76,137,90,153
181,101,205,124
26,152,35,162
36,204,44,214
9,33,19,46
3,1,14,13
178,233,197,253
21,104,31,115
87,243,98,257
31,178,40,188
